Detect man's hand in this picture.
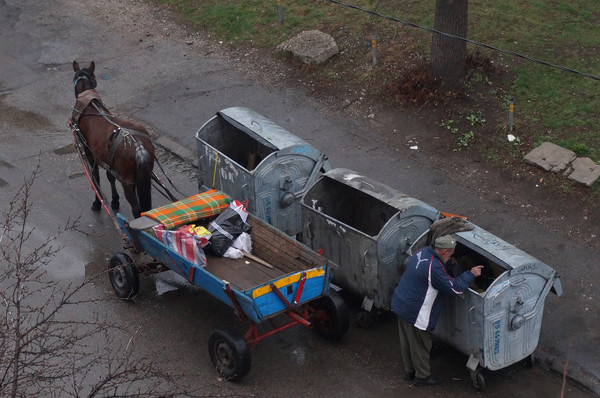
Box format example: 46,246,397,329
470,265,484,277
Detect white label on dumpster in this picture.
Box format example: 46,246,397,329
488,280,510,297
343,173,362,181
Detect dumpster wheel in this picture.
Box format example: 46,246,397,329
356,310,374,328
470,368,485,391
524,353,535,368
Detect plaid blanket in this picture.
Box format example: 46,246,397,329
141,189,231,229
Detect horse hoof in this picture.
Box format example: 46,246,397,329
91,203,101,211
111,202,120,211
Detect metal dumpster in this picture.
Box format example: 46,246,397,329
195,107,331,236
408,222,563,389
299,168,440,325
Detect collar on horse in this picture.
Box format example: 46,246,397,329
71,89,103,124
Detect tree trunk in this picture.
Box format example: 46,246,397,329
430,0,468,87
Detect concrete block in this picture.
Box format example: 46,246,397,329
567,157,600,186
524,142,576,173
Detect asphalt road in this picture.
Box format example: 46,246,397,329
1,0,599,396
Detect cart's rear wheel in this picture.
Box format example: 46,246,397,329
108,253,139,299
310,290,350,341
208,329,251,381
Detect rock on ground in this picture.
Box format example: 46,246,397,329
276,30,339,64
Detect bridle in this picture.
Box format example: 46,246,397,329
73,69,97,96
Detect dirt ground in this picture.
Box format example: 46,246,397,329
101,0,600,253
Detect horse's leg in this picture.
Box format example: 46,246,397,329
106,170,120,210
90,163,102,211
122,185,142,219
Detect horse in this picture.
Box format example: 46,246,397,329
71,60,154,219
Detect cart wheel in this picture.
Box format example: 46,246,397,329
310,290,350,341
208,329,251,381
108,253,139,299
356,310,374,328
470,369,486,391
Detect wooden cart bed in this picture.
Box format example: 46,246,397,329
204,215,325,291
128,212,325,292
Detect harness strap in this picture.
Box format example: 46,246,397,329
107,128,125,167
71,92,155,187
71,120,183,202
86,100,152,170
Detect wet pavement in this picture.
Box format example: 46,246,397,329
1,0,599,396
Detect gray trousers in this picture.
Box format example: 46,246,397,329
397,316,432,379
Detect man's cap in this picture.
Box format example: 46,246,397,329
434,235,457,249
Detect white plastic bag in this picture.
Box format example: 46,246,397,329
223,232,252,259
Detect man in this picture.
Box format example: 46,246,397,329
391,234,483,386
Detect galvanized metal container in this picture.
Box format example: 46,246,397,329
195,107,331,236
408,223,563,388
299,168,440,316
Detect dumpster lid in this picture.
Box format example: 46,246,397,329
218,107,315,151
319,168,438,212
455,225,554,273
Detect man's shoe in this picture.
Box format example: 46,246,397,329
403,371,415,381
413,375,439,386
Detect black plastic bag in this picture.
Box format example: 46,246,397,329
208,206,251,256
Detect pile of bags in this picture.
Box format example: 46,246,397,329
150,198,252,265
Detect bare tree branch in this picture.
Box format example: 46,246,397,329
0,161,192,397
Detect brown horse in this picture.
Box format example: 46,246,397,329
71,61,154,218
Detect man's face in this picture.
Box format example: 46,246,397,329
440,248,455,263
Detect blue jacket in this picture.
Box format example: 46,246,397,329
391,245,474,332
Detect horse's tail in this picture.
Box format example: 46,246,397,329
135,140,153,213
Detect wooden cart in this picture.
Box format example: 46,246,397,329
109,210,349,380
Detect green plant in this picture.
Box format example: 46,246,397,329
566,142,591,157
487,151,501,162
441,119,459,134
454,131,474,151
466,111,486,126
471,71,492,85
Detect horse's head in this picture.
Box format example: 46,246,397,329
72,60,97,97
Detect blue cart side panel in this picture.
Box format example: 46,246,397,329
247,266,331,319
117,214,259,321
